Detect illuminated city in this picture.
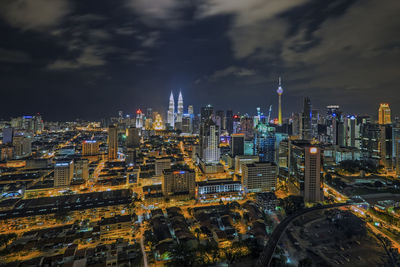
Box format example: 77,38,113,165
1,1,400,267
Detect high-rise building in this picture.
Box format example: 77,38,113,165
311,109,319,138
304,147,323,202
54,160,74,187
201,105,214,123
82,140,99,156
135,109,144,129
215,110,225,132
199,119,220,163
396,140,400,177
13,133,32,158
74,159,89,180
360,122,381,162
162,166,196,198
126,127,141,148
277,77,283,126
167,92,175,128
302,97,312,140
155,158,171,176
176,91,183,123
379,124,393,169
188,105,194,116
378,103,391,125
2,127,13,144
153,113,164,130
240,116,254,140
225,110,233,134
181,114,192,134
254,123,276,163
242,162,277,192
0,145,14,161
231,133,245,157
108,125,118,160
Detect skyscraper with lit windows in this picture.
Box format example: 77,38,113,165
108,125,118,160
176,91,183,123
378,103,391,125
167,92,175,128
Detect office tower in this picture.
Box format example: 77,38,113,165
135,109,143,129
188,105,194,115
126,148,138,166
215,110,225,131
240,116,254,139
291,113,300,136
10,117,22,129
302,97,312,140
12,133,32,158
155,158,171,176
277,77,283,126
392,127,400,165
396,140,400,177
74,159,89,180
200,104,214,123
326,105,341,144
242,162,277,192
153,113,164,130
54,160,74,187
378,103,391,125
108,125,118,160
254,123,276,163
162,166,196,198
82,140,99,156
181,115,192,134
235,155,259,174
231,133,245,157
361,123,381,162
304,147,323,202
126,127,141,148
225,110,233,134
167,92,175,128
278,139,289,168
0,145,14,161
199,119,220,163
2,127,13,144
344,115,358,147
146,108,153,119
176,91,183,123
311,110,319,138
379,124,393,169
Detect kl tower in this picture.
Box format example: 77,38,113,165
277,77,283,126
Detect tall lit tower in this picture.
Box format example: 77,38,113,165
177,91,183,123
378,103,391,125
167,92,175,128
277,77,283,126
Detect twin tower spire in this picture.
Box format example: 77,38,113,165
167,91,183,128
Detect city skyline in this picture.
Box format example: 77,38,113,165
1,0,400,120
2,1,400,266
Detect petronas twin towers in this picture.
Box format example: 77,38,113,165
167,91,183,128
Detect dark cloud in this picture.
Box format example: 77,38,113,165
0,0,70,31
0,0,399,120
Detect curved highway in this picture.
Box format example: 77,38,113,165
255,203,353,267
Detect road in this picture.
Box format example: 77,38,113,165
140,225,149,267
255,203,352,267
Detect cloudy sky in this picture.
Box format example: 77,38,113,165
0,0,399,120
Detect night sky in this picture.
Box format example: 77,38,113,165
1,0,400,121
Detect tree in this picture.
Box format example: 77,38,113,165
0,233,17,247
298,257,313,267
325,173,333,184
